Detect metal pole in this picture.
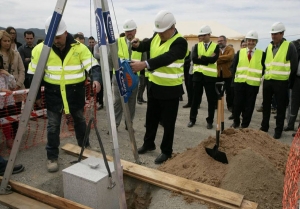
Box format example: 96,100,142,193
101,0,141,165
0,0,67,194
93,1,127,208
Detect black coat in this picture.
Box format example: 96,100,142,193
134,30,188,100
192,42,220,83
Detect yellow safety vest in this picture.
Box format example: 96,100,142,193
115,37,142,76
149,33,187,86
29,42,98,114
193,42,217,77
145,68,149,77
235,48,264,86
264,41,290,81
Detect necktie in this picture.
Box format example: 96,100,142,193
204,43,208,50
248,50,252,61
128,41,132,61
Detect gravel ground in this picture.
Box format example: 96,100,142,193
0,85,294,208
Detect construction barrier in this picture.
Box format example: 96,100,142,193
282,128,300,208
0,84,97,156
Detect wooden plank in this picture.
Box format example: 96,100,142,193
0,192,55,209
153,180,257,209
0,177,92,209
62,143,258,209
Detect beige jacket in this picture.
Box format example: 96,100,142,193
0,50,26,102
217,46,235,78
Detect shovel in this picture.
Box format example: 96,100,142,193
205,81,228,164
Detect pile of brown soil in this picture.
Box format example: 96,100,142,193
158,128,290,209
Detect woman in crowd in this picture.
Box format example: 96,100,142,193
5,26,22,51
0,30,25,148
0,54,18,148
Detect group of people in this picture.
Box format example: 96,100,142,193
185,22,299,141
0,10,299,176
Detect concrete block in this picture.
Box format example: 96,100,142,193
63,157,119,209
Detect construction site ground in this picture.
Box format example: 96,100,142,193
0,85,294,209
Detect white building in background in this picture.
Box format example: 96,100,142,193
135,20,245,52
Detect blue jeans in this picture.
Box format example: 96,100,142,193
0,156,7,171
46,108,88,160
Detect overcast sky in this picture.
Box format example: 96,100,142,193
1,0,299,49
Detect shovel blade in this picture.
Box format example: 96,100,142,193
205,145,228,164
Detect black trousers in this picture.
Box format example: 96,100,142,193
217,77,233,109
287,76,300,129
143,96,179,156
233,84,259,127
190,81,216,124
261,80,289,133
186,74,194,105
96,88,104,105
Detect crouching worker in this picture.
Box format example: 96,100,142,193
28,17,102,173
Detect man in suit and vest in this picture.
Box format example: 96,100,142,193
130,10,188,164
187,25,219,130
231,30,266,128
110,19,142,130
260,22,298,139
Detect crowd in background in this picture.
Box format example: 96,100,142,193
0,18,300,171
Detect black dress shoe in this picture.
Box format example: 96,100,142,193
273,132,282,139
142,99,147,103
230,123,240,128
228,114,234,120
0,164,24,176
182,103,191,108
137,100,143,105
207,123,213,129
137,145,156,154
284,126,294,131
259,127,268,132
154,153,171,164
187,121,195,127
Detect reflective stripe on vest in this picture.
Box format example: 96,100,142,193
28,42,97,114
235,48,264,86
264,41,290,80
145,68,149,77
193,42,217,77
149,33,187,86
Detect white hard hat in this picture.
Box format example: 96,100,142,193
45,16,67,36
245,30,258,39
269,22,285,33
153,10,176,33
198,25,212,36
123,19,137,32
